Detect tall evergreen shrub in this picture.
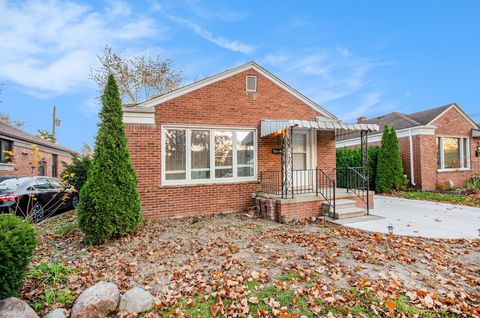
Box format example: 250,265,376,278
336,146,379,189
375,125,406,193
77,74,143,245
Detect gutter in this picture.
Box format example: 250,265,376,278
409,128,416,186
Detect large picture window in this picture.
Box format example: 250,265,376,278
163,127,256,184
437,136,470,170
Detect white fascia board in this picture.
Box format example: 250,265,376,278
336,125,436,148
123,111,155,124
136,62,337,120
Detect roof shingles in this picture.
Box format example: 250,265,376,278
0,122,75,155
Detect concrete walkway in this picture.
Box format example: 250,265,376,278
344,195,480,239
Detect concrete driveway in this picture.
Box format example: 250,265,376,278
345,195,480,239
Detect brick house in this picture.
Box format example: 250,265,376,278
337,103,480,190
123,62,378,221
0,122,74,178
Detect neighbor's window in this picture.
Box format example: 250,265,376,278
437,136,470,170
52,154,58,177
163,127,256,184
0,139,13,163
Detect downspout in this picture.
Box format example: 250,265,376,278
409,128,416,186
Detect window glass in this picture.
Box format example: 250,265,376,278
52,154,58,177
165,129,186,180
237,131,254,177
38,161,46,176
437,137,441,169
443,137,460,169
292,134,307,153
214,131,233,178
34,178,52,189
48,178,64,190
163,128,255,183
191,130,210,179
293,133,307,170
0,139,13,163
293,153,306,170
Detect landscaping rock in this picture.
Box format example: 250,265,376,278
119,287,154,313
0,297,39,318
44,308,67,318
71,282,119,318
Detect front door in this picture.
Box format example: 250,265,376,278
292,130,314,193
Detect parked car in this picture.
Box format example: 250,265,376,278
0,176,79,223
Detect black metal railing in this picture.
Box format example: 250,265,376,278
336,166,369,214
316,169,336,219
259,168,337,218
259,171,282,195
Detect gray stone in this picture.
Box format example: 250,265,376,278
119,287,154,313
44,308,67,318
0,297,39,318
71,282,119,318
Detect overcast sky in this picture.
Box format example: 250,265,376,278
0,0,479,151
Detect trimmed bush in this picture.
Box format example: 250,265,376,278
336,146,379,189
62,154,92,192
375,125,406,193
0,214,37,298
77,74,143,245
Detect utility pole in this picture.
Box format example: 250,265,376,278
52,106,60,143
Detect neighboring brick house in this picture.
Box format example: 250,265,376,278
0,122,74,178
337,103,480,190
123,62,378,221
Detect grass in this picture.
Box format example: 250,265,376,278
156,281,457,318
27,262,79,312
398,190,480,205
53,219,78,235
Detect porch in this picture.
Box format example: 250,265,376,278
256,119,379,222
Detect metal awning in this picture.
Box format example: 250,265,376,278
260,119,379,137
473,129,480,138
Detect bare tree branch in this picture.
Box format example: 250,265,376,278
89,46,183,104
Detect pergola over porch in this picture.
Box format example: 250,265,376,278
258,118,379,220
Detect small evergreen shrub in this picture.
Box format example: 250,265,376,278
336,146,379,189
0,214,37,298
77,74,143,245
62,155,92,192
375,125,407,193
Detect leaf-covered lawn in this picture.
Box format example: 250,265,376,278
395,191,480,206
24,211,480,317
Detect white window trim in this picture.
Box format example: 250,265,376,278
162,125,257,186
437,136,471,172
246,76,257,92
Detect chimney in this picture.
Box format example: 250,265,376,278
356,116,366,123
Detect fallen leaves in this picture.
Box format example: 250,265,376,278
23,211,480,317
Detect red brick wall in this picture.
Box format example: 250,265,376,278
317,130,336,178
277,200,323,222
125,68,337,219
368,107,478,190
0,144,72,178
431,107,477,188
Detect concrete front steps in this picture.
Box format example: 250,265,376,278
332,199,366,219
